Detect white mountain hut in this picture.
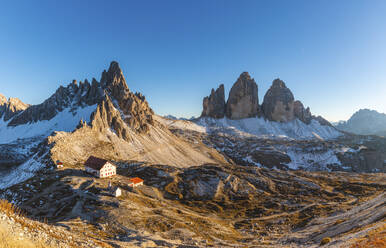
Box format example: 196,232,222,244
84,156,117,178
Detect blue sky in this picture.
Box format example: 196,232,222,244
1,0,385,121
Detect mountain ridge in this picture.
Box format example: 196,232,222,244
335,108,386,136
201,73,333,127
0,94,30,122
0,61,229,189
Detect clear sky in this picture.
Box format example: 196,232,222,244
1,0,386,121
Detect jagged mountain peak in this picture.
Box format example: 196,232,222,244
0,93,7,104
271,78,286,88
201,75,332,127
7,77,104,126
7,97,27,106
201,84,225,119
335,108,386,136
201,72,259,119
0,95,29,122
202,71,260,120
239,71,251,80
352,108,385,118
100,61,128,91
262,78,295,122
226,72,259,119
264,78,294,102
0,94,27,107
1,61,154,139
97,63,154,134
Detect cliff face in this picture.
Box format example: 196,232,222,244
0,95,29,122
261,79,295,122
8,79,103,126
201,84,226,119
100,61,154,134
225,72,259,120
201,75,332,126
3,61,154,135
293,100,312,124
0,61,227,168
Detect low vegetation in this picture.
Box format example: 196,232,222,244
0,224,48,248
0,199,23,217
350,223,386,248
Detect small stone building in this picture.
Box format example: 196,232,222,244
110,186,122,197
84,156,116,178
128,177,144,187
56,161,64,168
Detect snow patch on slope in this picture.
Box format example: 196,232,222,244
0,153,46,189
0,105,97,144
194,117,342,140
285,148,341,171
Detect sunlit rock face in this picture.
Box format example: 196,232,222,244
262,78,295,122
100,61,154,134
0,95,29,122
201,84,226,119
225,72,259,120
293,100,312,124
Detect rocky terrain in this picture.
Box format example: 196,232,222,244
0,160,385,247
191,73,386,173
0,62,228,189
0,61,385,247
335,109,386,137
0,199,105,248
161,117,386,173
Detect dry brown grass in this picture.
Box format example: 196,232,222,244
0,199,77,247
0,199,24,217
0,199,42,231
350,223,386,248
0,224,48,248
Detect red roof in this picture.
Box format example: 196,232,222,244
129,177,144,184
57,162,63,165
84,156,108,170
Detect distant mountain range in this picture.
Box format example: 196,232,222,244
163,115,195,121
335,109,386,137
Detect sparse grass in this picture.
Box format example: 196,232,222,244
0,199,24,217
350,223,386,248
0,199,78,247
0,224,49,248
1,159,384,247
